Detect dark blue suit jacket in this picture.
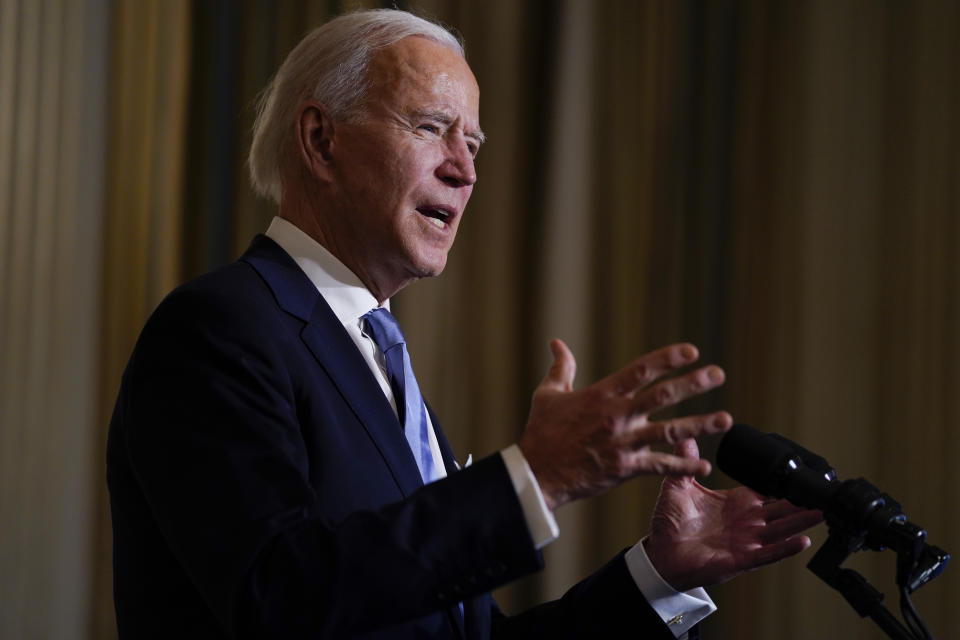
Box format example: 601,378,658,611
107,235,679,639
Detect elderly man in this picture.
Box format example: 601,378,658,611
107,9,819,639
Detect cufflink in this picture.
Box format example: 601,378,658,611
667,614,684,626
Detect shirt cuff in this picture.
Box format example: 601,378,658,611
499,445,559,549
624,538,717,638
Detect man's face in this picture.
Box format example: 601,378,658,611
324,36,482,300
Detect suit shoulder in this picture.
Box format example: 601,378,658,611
152,259,293,327
129,260,300,367
169,260,273,308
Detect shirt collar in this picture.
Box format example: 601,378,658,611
264,216,387,326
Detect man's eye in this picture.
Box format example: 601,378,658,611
418,124,440,134
467,143,478,157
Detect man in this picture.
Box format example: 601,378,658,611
107,9,820,639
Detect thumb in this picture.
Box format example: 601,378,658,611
540,339,577,393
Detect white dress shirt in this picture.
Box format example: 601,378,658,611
265,216,715,637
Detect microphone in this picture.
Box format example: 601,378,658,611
716,423,837,503
716,423,948,592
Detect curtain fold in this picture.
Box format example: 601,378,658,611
0,0,110,637
93,1,193,635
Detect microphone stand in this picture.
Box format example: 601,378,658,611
807,530,914,640
806,479,948,640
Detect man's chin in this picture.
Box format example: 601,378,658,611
412,256,448,280
375,254,449,299
407,244,452,278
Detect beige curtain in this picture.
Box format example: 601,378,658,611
1,1,957,638
0,0,111,637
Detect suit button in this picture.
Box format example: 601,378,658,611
451,584,464,596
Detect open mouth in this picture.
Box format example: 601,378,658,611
416,206,453,229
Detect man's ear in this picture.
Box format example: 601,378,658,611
296,101,335,181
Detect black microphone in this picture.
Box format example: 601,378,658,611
716,423,904,538
717,423,949,591
716,423,837,502
717,424,915,552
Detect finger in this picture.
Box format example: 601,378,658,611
742,535,812,569
539,339,576,393
628,449,712,477
632,411,733,447
760,499,818,522
599,343,699,397
758,510,825,543
631,365,725,415
674,437,700,459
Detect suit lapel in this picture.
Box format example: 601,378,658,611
242,235,424,498
300,298,425,497
244,236,476,637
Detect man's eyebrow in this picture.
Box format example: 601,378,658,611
468,129,486,146
413,109,486,145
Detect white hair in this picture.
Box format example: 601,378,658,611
248,9,465,204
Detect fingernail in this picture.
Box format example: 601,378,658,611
680,344,698,361
708,366,725,383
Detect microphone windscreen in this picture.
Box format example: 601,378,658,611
716,423,797,497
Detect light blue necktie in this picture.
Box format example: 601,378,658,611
362,308,439,484
363,308,465,623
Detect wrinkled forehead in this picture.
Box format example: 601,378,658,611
364,36,480,114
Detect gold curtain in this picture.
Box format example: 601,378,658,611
92,1,193,636
1,1,957,638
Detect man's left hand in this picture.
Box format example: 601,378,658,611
643,438,824,592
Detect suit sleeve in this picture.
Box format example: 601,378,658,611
111,283,543,638
492,552,679,640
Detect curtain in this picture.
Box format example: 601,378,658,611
0,0,110,637
1,1,956,638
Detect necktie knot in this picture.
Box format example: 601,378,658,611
362,307,406,353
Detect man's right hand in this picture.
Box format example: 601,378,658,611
518,339,732,511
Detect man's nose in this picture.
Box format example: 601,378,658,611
437,139,477,187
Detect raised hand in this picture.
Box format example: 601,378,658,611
518,339,733,511
643,438,824,592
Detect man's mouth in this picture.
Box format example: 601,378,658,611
416,206,453,229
